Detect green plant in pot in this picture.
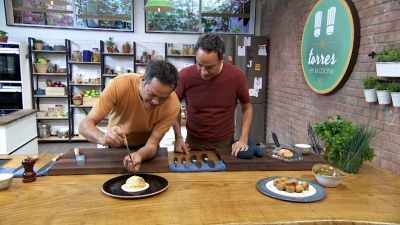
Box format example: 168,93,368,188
314,116,375,174
0,30,8,43
34,39,44,50
376,48,400,77
105,37,115,53
388,81,400,107
375,82,391,105
361,76,378,103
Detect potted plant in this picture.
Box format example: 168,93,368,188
34,39,44,50
376,48,400,77
122,42,131,53
361,76,378,103
388,81,400,107
375,82,391,104
105,37,115,53
314,116,375,174
0,30,8,43
34,56,49,73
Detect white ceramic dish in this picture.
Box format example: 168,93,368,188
0,173,13,190
294,144,312,155
312,163,346,187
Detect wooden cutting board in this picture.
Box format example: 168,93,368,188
48,147,168,175
215,147,326,171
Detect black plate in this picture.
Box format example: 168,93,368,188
102,173,168,199
256,176,326,202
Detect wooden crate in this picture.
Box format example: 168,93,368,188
45,87,66,96
83,96,99,106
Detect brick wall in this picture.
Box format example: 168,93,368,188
260,0,400,174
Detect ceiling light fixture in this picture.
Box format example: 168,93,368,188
144,0,174,13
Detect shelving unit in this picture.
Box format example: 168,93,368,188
164,43,196,64
28,37,71,143
67,40,102,140
100,40,136,90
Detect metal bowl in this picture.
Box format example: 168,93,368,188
0,173,13,190
312,163,346,187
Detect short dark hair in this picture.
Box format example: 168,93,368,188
195,33,225,60
144,60,179,89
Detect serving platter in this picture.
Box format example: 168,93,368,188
256,176,326,202
102,173,168,199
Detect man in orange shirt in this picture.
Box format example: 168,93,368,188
79,60,180,172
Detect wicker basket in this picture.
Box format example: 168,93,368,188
34,63,48,73
72,98,83,105
83,96,99,106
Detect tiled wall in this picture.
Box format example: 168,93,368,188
260,0,400,174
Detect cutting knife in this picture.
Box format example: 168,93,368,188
13,155,39,174
271,132,282,154
190,155,202,168
201,153,215,168
36,153,63,175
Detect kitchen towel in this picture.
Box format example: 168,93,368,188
169,161,226,172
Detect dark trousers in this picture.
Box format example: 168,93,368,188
186,133,234,151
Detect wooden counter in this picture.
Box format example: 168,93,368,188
0,109,37,125
0,155,399,224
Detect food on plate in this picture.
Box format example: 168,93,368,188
279,149,294,158
121,175,150,192
273,176,309,193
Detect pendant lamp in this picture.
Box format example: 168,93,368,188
145,0,174,13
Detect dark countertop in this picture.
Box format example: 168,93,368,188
0,109,37,125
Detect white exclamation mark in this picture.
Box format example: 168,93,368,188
326,7,336,36
314,11,322,38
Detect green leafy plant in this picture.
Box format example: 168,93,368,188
388,81,400,92
0,30,7,36
105,37,116,48
361,76,378,89
36,56,48,64
314,116,375,174
375,82,388,91
377,48,400,62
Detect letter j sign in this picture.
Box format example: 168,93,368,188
301,0,360,94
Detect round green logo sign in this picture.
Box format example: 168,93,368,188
301,0,359,94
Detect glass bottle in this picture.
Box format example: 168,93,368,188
92,48,100,62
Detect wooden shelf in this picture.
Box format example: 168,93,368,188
37,117,69,120
68,61,101,65
135,63,148,66
38,136,71,142
14,7,73,14
166,54,196,58
70,83,101,86
103,74,118,77
34,95,68,98
70,105,93,108
103,53,134,56
32,73,67,76
32,50,67,54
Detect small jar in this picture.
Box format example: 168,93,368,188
47,107,55,117
76,74,83,84
55,105,64,117
72,51,81,62
92,48,100,62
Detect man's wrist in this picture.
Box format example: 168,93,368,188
176,136,183,139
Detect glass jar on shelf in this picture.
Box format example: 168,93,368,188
55,105,64,117
92,48,100,62
72,50,81,62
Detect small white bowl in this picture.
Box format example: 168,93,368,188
312,163,346,188
294,144,312,155
0,173,13,190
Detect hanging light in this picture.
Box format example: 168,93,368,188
144,0,174,13
50,0,54,5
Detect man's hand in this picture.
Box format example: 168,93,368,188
100,126,125,147
231,139,249,156
123,152,142,172
174,137,190,154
